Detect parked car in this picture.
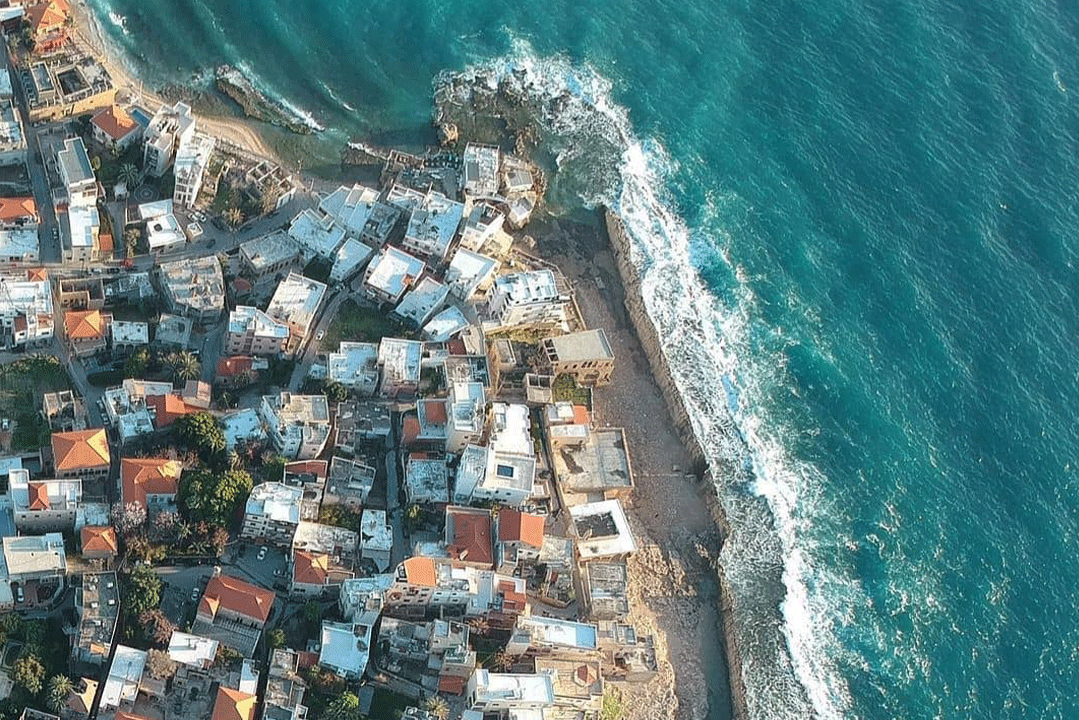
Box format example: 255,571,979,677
15,586,24,604
191,587,199,601
257,546,267,561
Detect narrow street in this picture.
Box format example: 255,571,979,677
384,419,407,567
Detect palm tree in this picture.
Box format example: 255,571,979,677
224,207,243,228
227,449,243,471
124,227,140,257
423,696,449,720
168,351,201,383
489,651,512,672
119,163,141,190
467,616,490,637
46,675,72,713
260,187,281,215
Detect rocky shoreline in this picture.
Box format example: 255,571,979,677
215,65,315,135
604,210,748,720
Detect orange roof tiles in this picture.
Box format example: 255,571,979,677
81,525,119,556
402,414,420,446
146,393,198,428
121,457,181,508
439,674,467,694
572,405,591,426
67,679,98,715
284,460,328,481
200,574,275,625
0,197,37,223
51,429,110,472
422,400,447,425
217,356,254,378
116,712,155,720
27,481,50,510
447,508,494,568
498,509,545,549
293,550,329,585
98,233,114,252
26,267,48,281
91,105,139,141
211,687,256,720
27,0,69,35
64,309,108,340
401,556,436,587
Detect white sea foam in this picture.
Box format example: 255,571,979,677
107,11,128,35
440,38,857,720
233,61,326,133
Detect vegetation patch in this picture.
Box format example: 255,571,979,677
0,357,73,451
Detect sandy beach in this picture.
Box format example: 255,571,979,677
538,216,733,720
69,0,283,164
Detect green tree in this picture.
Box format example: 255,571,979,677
261,454,287,483
123,347,150,378
323,380,350,402
118,163,141,190
12,655,45,695
179,468,253,526
167,351,202,383
0,613,21,638
322,692,362,720
173,412,226,454
267,628,286,649
90,155,101,172
46,675,72,713
124,226,141,257
122,565,162,618
318,503,360,532
303,600,322,625
424,695,449,720
224,207,243,227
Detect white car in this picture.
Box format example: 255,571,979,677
316,331,324,341
257,546,267,561
191,587,199,601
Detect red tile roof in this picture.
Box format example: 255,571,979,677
572,405,591,426
402,414,420,446
447,338,467,355
121,457,181,508
421,400,447,425
401,556,436,587
51,429,110,472
27,481,50,510
438,674,467,694
447,508,494,568
26,267,48,281
284,460,328,481
64,309,108,340
498,509,545,549
98,233,114,252
91,105,139,141
81,525,119,556
0,197,37,223
211,687,256,720
292,550,329,586
216,355,254,378
26,0,68,35
200,574,275,625
146,393,198,428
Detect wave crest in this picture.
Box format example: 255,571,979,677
437,38,849,720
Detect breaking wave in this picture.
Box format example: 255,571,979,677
437,38,849,719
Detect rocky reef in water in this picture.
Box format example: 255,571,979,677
214,65,314,135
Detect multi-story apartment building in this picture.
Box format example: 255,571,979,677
259,393,331,460
484,269,569,332
142,101,195,177
240,482,302,547
9,469,82,532
225,306,290,357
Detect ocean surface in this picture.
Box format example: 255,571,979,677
89,0,1079,717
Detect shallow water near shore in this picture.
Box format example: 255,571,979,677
89,0,1079,718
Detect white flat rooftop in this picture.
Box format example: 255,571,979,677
423,305,470,342
395,276,448,326
365,246,425,302
570,499,637,560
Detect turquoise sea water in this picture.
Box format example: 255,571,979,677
90,0,1079,717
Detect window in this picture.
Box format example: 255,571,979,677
496,465,515,479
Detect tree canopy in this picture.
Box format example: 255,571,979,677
12,655,45,695
179,467,253,526
322,692,363,720
122,565,163,618
173,412,226,456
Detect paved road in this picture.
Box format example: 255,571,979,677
384,422,407,567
